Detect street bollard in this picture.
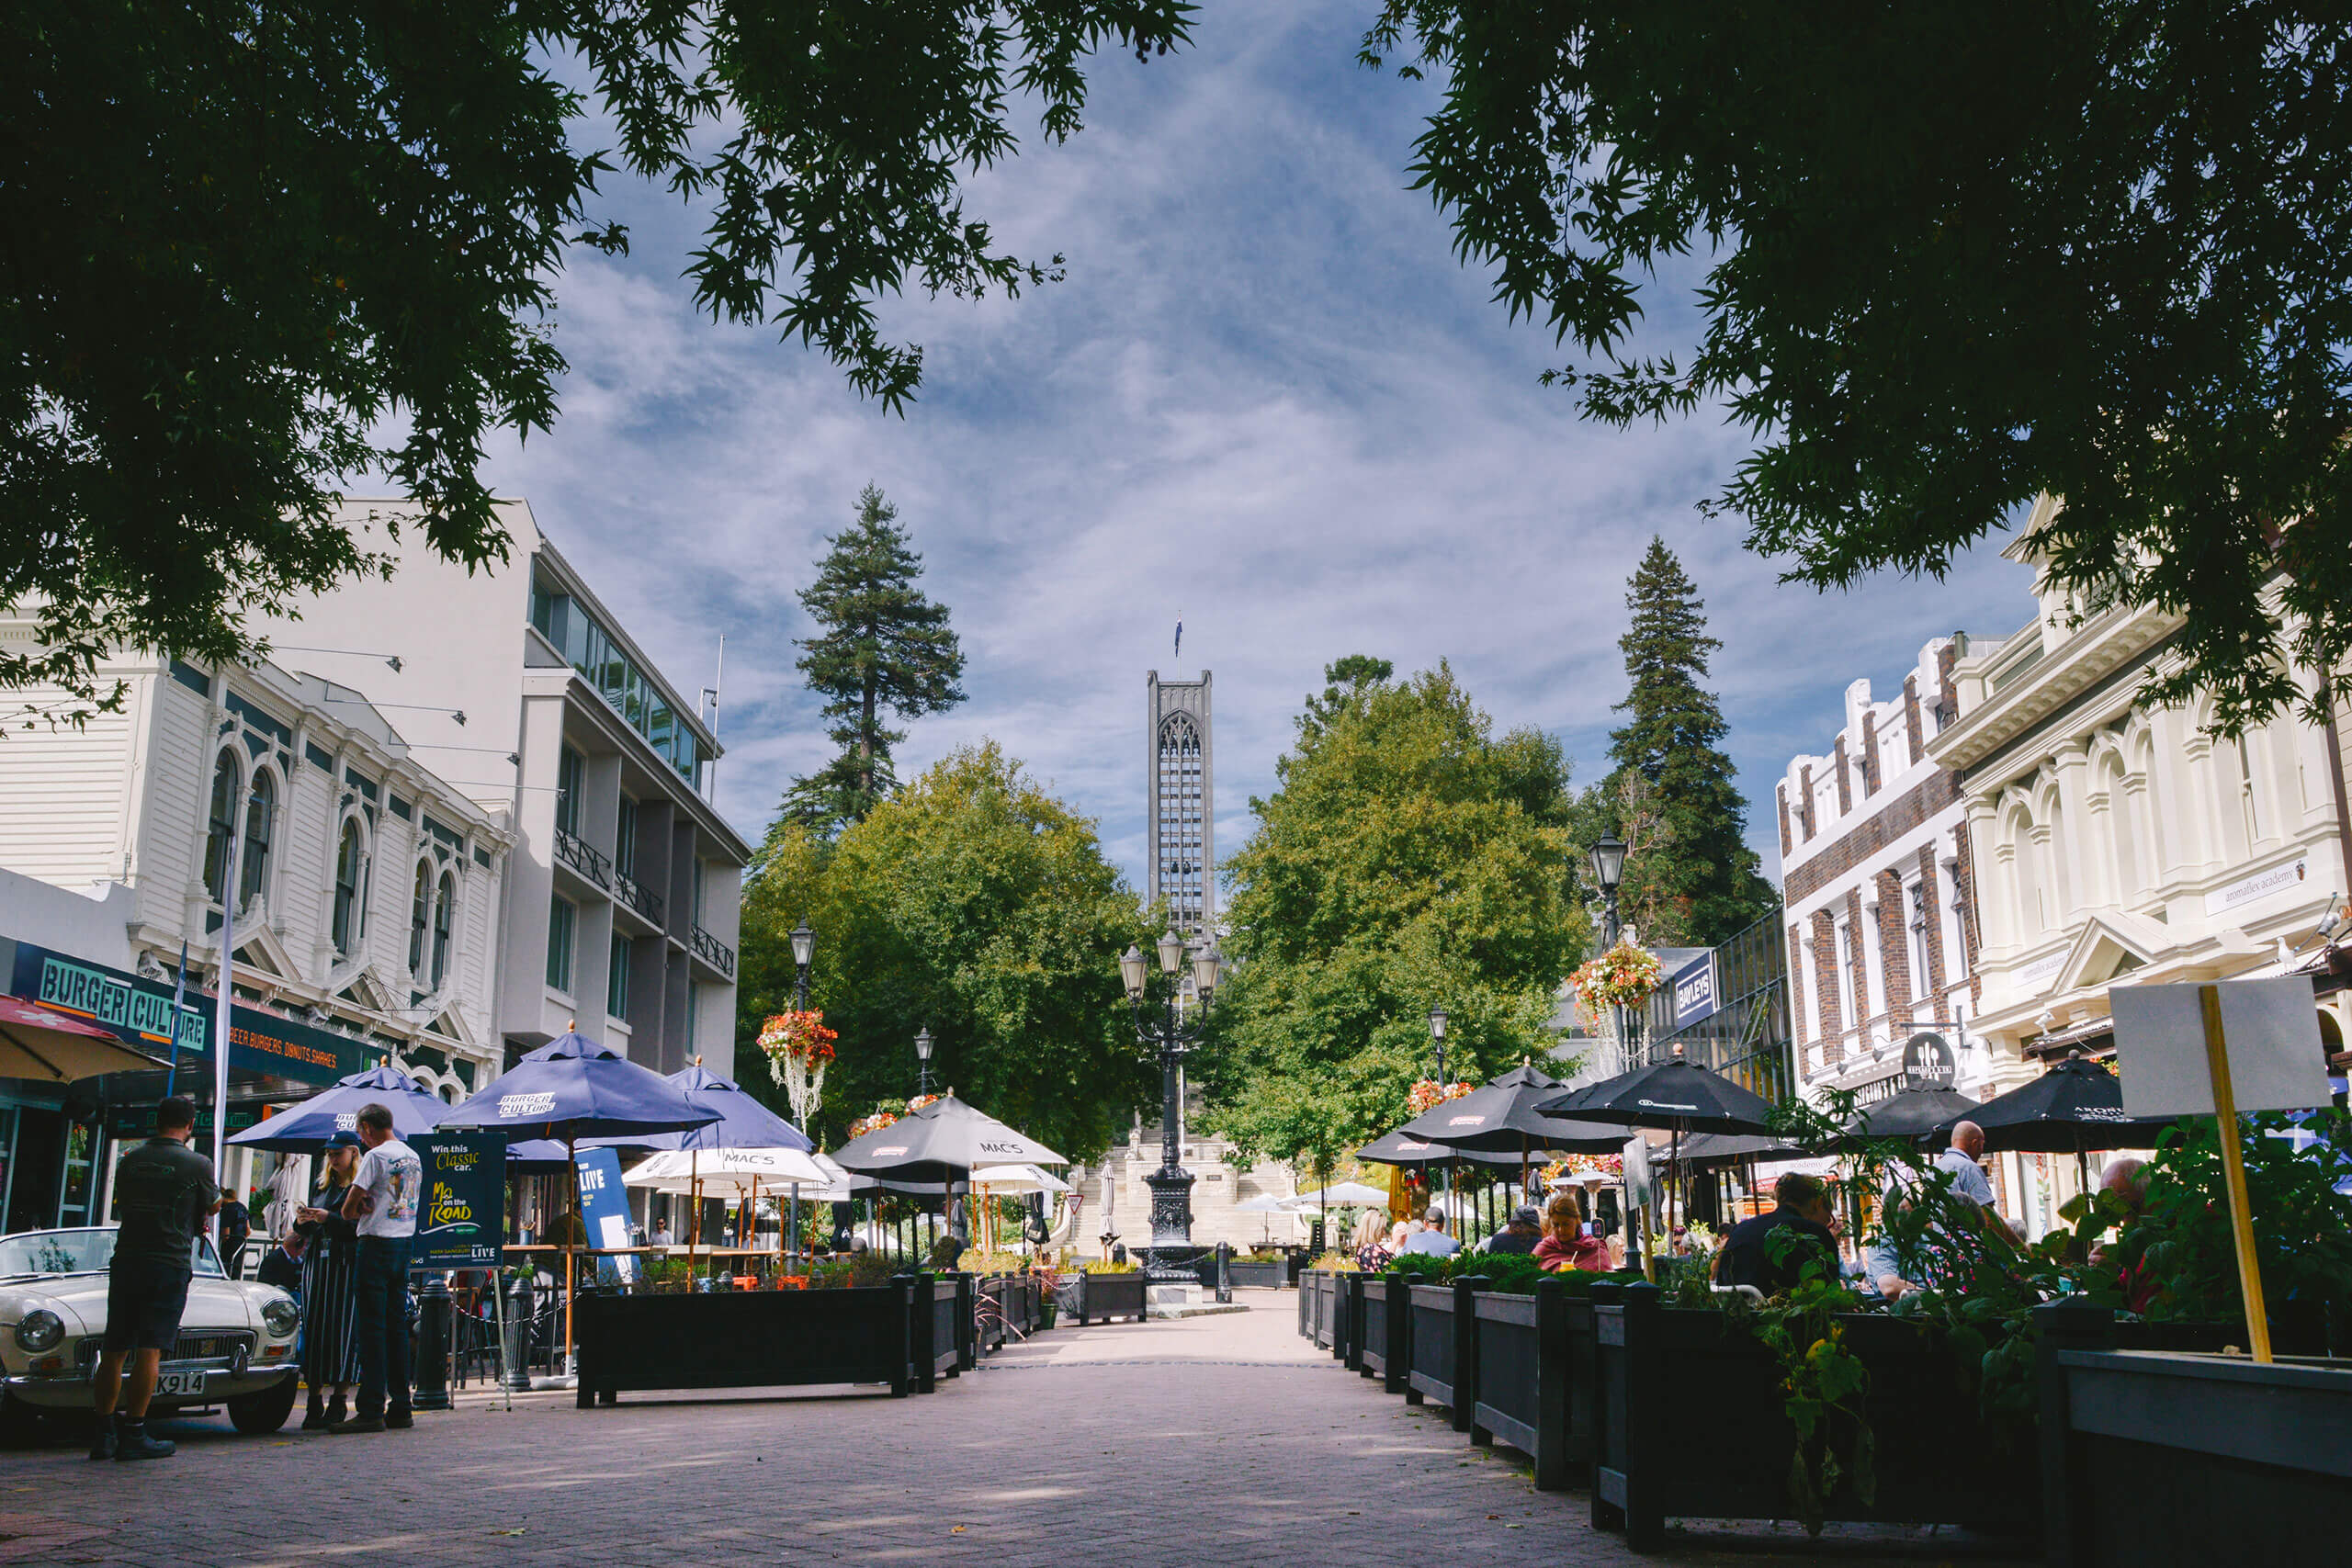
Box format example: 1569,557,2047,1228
1215,1241,1232,1303
413,1272,453,1410
502,1273,534,1392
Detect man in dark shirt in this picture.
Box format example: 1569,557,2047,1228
90,1096,220,1461
1483,1205,1544,1255
1715,1173,1839,1299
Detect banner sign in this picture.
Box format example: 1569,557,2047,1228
5,937,365,1087
573,1147,638,1284
415,1129,507,1269
1671,953,1720,1029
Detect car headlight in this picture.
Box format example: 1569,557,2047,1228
13,1310,63,1353
260,1297,300,1337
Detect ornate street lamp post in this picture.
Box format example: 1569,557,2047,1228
913,1025,934,1099
1120,930,1222,1282
789,918,816,1010
1427,1005,1450,1237
1586,835,1638,1269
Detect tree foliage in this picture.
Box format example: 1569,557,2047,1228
2,1,1191,717
739,742,1155,1160
781,484,966,832
1362,2,2352,731
1196,660,1585,1169
1572,539,1776,948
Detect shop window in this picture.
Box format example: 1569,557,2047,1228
202,752,239,905
433,871,456,989
409,861,432,974
238,770,276,908
333,819,368,954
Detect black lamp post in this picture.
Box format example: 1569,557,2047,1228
1586,834,1637,1269
914,1025,934,1099
1427,1004,1451,1237
789,918,815,1011
1121,930,1222,1283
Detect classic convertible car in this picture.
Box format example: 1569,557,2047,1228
0,1225,300,1441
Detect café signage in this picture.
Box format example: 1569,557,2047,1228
1902,1032,1957,1091
6,938,364,1088
1671,953,1720,1029
416,1129,507,1269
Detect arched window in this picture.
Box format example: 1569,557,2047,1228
238,770,276,908
432,870,456,989
1158,714,1204,927
409,862,432,974
202,752,240,905
333,819,368,954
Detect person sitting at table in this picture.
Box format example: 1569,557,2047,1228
1532,1194,1609,1272
1714,1173,1838,1298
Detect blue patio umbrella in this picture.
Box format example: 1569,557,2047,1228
580,1062,813,1153
435,1031,718,1360
226,1065,448,1154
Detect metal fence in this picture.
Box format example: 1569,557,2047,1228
1637,911,1794,1103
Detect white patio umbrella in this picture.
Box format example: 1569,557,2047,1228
1284,1180,1389,1209
625,1145,832,1193
971,1163,1069,1195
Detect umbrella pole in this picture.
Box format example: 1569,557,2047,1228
564,1132,578,1376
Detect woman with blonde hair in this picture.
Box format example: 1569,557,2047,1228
1532,1190,1609,1272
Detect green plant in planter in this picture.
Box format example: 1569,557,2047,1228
1085,1259,1139,1274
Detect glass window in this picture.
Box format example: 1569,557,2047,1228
686,979,699,1049
202,752,239,905
547,896,576,992
557,745,584,837
409,861,432,974
433,871,456,989
334,820,368,953
615,796,637,878
608,931,630,1018
238,771,275,908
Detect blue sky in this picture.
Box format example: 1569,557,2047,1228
481,2,2040,891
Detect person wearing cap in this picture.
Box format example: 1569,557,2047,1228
1482,1204,1544,1255
293,1129,365,1430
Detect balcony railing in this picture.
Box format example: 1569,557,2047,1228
554,827,612,891
690,924,736,979
1802,991,1969,1081
614,869,664,926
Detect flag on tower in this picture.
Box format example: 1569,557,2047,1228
1174,620,1182,660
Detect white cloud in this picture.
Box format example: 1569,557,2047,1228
482,0,2038,904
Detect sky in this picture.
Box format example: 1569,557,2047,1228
480,1,2041,897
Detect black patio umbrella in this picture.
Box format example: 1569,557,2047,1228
1538,1060,1782,1249
1535,1059,1781,1136
1674,1131,1802,1168
1355,1129,1530,1167
1930,1055,2178,1187
1843,1088,1983,1143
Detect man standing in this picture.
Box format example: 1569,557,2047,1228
1935,1122,2021,1248
90,1096,220,1461
338,1103,420,1433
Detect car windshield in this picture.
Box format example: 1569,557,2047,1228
0,1228,223,1279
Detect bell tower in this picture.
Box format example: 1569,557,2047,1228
1145,671,1213,935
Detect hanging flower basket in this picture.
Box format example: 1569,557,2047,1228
1571,942,1665,1010
1542,1152,1625,1185
847,1107,900,1140
904,1092,942,1114
757,1010,838,1126
1407,1078,1476,1116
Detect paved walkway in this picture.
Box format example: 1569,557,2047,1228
0,1296,2030,1566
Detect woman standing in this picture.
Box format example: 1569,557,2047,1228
295,1131,365,1429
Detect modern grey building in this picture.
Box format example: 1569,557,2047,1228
1145,671,1214,935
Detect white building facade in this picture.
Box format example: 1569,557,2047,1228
0,636,511,1224
1778,639,1986,1107
1929,510,2351,1230
250,500,748,1076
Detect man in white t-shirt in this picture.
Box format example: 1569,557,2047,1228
1934,1122,2019,1248
337,1103,422,1433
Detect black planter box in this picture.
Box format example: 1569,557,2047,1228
1227,1258,1287,1289
1357,1274,1408,1393
1077,1269,1147,1324
930,1274,968,1382
1590,1282,2038,1551
2038,1303,2352,1568
1469,1279,1574,1490
574,1277,925,1405
1405,1279,1474,1427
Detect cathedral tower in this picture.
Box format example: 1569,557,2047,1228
1146,671,1213,935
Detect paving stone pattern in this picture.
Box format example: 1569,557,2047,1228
0,1299,2030,1566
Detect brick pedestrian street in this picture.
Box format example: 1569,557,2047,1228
0,1300,2031,1567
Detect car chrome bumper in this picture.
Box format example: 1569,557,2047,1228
6,1362,296,1410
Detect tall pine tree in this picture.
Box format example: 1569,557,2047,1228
781,486,967,831
1575,538,1777,947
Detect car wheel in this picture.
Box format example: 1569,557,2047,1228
226,1376,299,1435
0,1390,50,1449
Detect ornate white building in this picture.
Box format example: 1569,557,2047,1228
1928,504,2351,1228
